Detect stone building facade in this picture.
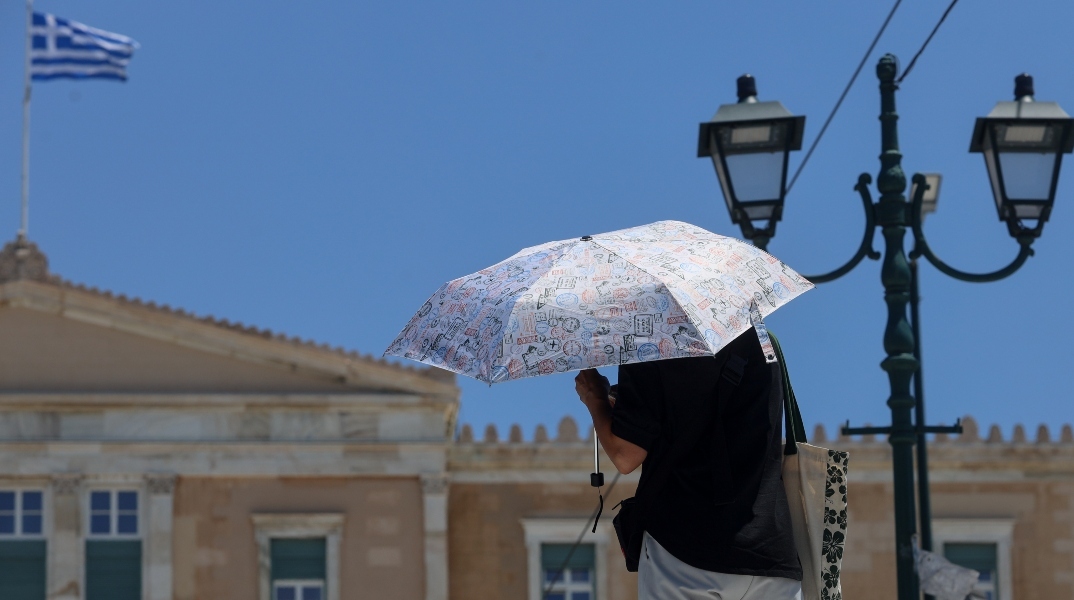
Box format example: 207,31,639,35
450,418,1074,600
1,236,1072,599
0,237,458,600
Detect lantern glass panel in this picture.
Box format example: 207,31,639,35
982,140,1004,214
741,203,778,221
709,146,734,215
998,152,1055,200
993,122,1062,151
718,121,789,153
1003,125,1047,144
730,125,772,145
724,152,784,202
1012,202,1047,219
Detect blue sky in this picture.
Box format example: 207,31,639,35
1,1,1072,440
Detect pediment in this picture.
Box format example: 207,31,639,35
0,279,456,398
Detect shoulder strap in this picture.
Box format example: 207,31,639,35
769,332,807,455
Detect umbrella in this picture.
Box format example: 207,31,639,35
385,220,813,383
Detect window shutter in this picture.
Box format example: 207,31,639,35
0,541,46,600
943,542,998,573
86,540,142,600
271,538,327,581
541,543,595,571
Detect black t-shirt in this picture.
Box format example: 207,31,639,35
611,331,802,580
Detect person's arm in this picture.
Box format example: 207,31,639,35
575,369,648,474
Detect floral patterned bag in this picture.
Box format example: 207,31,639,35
771,335,849,600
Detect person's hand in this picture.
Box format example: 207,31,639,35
574,369,610,410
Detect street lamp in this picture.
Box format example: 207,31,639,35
970,73,1074,236
700,54,1072,600
697,74,805,250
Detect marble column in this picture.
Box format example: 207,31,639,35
145,473,177,600
420,473,449,600
49,473,84,600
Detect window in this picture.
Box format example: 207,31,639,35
542,543,594,600
0,489,47,599
86,490,142,600
85,539,141,600
933,519,1014,600
274,580,325,600
0,540,47,600
0,490,44,537
944,543,997,600
521,518,609,600
271,538,326,600
251,513,344,600
89,490,138,537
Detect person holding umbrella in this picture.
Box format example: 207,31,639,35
385,220,813,599
575,326,803,599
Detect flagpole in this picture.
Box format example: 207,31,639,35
20,0,33,237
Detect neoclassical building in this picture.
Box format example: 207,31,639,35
0,237,458,600
1,236,1072,599
449,417,1074,600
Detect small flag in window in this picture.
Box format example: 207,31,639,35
30,12,139,82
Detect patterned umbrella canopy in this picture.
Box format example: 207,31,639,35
385,220,813,384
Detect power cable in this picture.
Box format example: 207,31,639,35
785,0,904,195
896,0,961,84
541,471,621,597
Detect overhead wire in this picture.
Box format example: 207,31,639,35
786,0,963,194
896,0,961,84
542,471,621,597
785,0,904,195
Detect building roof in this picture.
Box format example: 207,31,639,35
0,235,457,397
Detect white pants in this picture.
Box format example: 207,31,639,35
638,532,803,600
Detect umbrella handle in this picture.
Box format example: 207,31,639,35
590,428,604,487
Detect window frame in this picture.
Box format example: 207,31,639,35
521,518,609,600
251,513,343,600
932,518,1014,600
0,488,47,539
273,578,326,600
542,559,594,600
86,489,142,539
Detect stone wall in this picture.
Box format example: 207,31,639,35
449,416,1074,599
173,476,425,600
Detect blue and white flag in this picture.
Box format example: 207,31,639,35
30,13,139,81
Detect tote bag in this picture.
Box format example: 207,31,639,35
771,335,850,600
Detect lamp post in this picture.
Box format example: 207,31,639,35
699,54,1073,600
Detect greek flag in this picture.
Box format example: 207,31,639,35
30,13,138,81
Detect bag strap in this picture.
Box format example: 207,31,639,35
769,332,807,455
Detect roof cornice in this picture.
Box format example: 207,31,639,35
0,273,457,399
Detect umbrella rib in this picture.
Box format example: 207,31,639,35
585,238,713,352
481,239,583,381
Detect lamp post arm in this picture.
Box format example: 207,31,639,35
908,173,1037,283
802,173,882,283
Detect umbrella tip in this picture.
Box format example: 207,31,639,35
580,235,592,241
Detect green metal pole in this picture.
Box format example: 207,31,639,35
911,259,936,600
874,54,920,600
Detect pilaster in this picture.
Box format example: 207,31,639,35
48,473,84,600
145,473,176,600
420,473,449,600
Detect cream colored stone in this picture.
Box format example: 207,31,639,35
366,516,401,536
367,547,403,566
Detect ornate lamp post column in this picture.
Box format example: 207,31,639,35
699,53,1074,600
873,54,922,599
